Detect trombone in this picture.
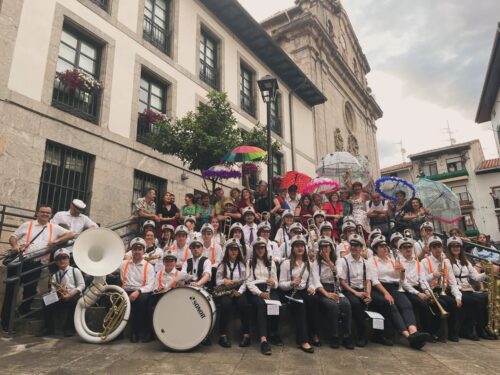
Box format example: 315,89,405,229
260,211,270,223
427,287,449,318
223,216,232,239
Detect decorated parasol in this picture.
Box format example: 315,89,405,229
202,164,242,180
349,155,374,189
316,152,361,177
222,146,267,163
415,178,463,225
302,177,341,195
375,177,416,203
279,171,312,193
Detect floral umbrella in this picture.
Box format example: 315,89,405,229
375,177,416,203
303,177,341,195
279,171,312,193
415,178,463,225
316,152,361,177
222,146,267,163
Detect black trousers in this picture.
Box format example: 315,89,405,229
127,291,151,336
43,294,79,331
460,291,488,335
405,291,436,334
287,289,319,345
1,260,42,327
316,283,352,338
248,290,280,338
371,283,416,334
216,293,251,336
343,289,367,339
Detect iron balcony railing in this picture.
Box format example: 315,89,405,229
143,16,169,54
136,112,160,146
200,60,218,89
52,79,99,123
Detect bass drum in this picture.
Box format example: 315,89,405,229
153,286,216,351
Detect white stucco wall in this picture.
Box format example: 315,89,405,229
474,172,500,241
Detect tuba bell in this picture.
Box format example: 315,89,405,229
73,228,131,344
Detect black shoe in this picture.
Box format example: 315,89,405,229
202,337,212,346
330,336,340,349
448,334,459,342
141,333,153,343
477,330,497,340
261,341,272,355
36,328,54,337
373,335,393,346
130,333,139,343
239,336,251,347
218,336,231,348
356,337,368,347
63,328,75,337
408,332,429,350
311,340,322,347
428,334,438,343
461,333,479,341
269,335,283,346
343,336,355,350
300,344,314,353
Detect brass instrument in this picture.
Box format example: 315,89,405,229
427,287,449,318
391,248,405,292
100,292,129,340
144,253,162,262
223,216,232,239
485,262,500,336
403,229,414,239
438,254,447,296
212,277,248,297
51,281,69,298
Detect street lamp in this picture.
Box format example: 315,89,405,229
257,74,279,211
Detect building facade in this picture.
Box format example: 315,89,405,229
381,140,500,240
0,0,326,227
261,0,383,178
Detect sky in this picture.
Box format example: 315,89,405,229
238,0,500,168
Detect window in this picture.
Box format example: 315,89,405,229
90,0,109,11
446,156,464,172
459,213,476,232
199,30,218,89
270,93,282,136
143,0,170,53
272,152,283,177
52,26,101,123
451,185,471,204
492,186,500,209
423,163,438,176
240,64,255,116
137,71,167,145
344,102,355,132
132,170,166,212
37,141,94,214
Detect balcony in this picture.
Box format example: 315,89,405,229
136,113,160,146
143,16,169,54
457,192,473,210
200,60,218,89
426,169,468,182
52,80,99,123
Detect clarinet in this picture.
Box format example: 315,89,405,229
326,260,341,304
266,255,273,293
288,263,308,301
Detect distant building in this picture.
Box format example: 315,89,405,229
381,140,500,240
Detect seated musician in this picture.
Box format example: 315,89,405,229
319,221,335,243
312,236,354,349
211,216,224,247
389,232,403,251
279,235,319,353
120,238,155,343
335,221,356,258
446,236,495,340
369,236,429,349
246,237,281,355
278,222,304,262
171,225,190,269
37,249,85,337
242,207,258,245
181,234,212,288
160,224,175,249
201,223,222,268
367,228,382,251
126,229,163,273
215,238,251,348
274,209,294,247
420,235,462,342
184,215,198,241
414,221,435,260
228,222,249,260
257,221,280,264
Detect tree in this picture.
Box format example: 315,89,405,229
151,90,281,195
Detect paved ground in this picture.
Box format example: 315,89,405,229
0,334,498,375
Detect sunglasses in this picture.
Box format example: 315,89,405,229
191,244,202,248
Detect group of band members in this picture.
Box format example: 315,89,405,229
2,193,498,355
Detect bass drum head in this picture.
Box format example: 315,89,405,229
153,286,215,351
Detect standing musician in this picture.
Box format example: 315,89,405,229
228,222,249,260
420,235,462,342
336,221,356,258
215,239,252,348
399,237,437,339
414,221,434,260
37,249,85,337
446,236,494,340
312,236,354,349
279,235,319,353
181,234,212,288
274,209,294,247
336,234,376,347
246,237,282,355
369,236,429,349
278,222,304,262
171,225,191,269
120,237,155,343
1,204,75,332
242,207,258,246
257,221,280,264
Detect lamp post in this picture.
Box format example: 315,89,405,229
257,74,279,211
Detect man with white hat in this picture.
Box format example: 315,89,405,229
120,237,156,343
181,234,212,288
200,223,222,268
335,221,357,258
242,207,258,246
274,209,294,246
414,221,435,260
257,221,280,263
278,222,304,261
171,225,191,269
51,199,97,253
37,248,85,337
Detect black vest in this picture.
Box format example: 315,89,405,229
186,256,208,280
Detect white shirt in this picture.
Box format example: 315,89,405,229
120,259,155,293
246,258,278,295
400,257,430,294
51,210,97,235
285,195,300,212
372,256,400,284
215,260,247,294
154,267,185,291
450,260,486,291
366,200,389,215
420,255,462,299
202,242,222,268
12,220,69,260
181,256,212,280
170,242,191,265
50,265,85,293
336,253,379,290
311,259,344,296
274,227,291,246
279,259,313,291
242,223,258,245
278,241,293,261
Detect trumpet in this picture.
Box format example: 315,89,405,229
391,248,405,292
51,281,69,298
403,229,414,239
438,253,447,296
427,287,449,318
144,253,162,262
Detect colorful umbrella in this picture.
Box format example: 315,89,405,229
202,164,242,180
222,146,267,163
279,171,312,193
415,178,463,225
316,152,361,177
303,177,341,195
375,177,416,203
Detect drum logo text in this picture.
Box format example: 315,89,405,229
189,296,206,319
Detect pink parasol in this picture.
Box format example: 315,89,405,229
303,177,341,195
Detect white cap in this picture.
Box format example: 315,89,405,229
184,215,196,224
252,236,267,248
420,221,434,231
289,222,304,233
371,235,387,249
348,234,365,246
428,235,443,246
161,224,175,232
200,223,214,233
342,221,356,232
447,236,463,247
143,220,156,228
163,249,177,260
368,228,382,241
390,232,403,243
319,221,333,232
397,237,414,249
317,235,334,248
257,221,272,232
281,209,294,218
313,210,326,219
224,238,242,252
229,222,244,232
242,207,256,216
54,248,71,259
290,234,307,247
130,237,147,249
175,225,189,235
189,234,203,247
343,215,355,224
72,199,86,210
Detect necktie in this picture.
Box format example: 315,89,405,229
249,227,254,244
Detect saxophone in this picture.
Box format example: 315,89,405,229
212,277,248,297
485,262,500,337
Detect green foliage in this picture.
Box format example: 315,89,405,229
241,123,282,156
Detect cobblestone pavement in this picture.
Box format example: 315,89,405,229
0,334,498,375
